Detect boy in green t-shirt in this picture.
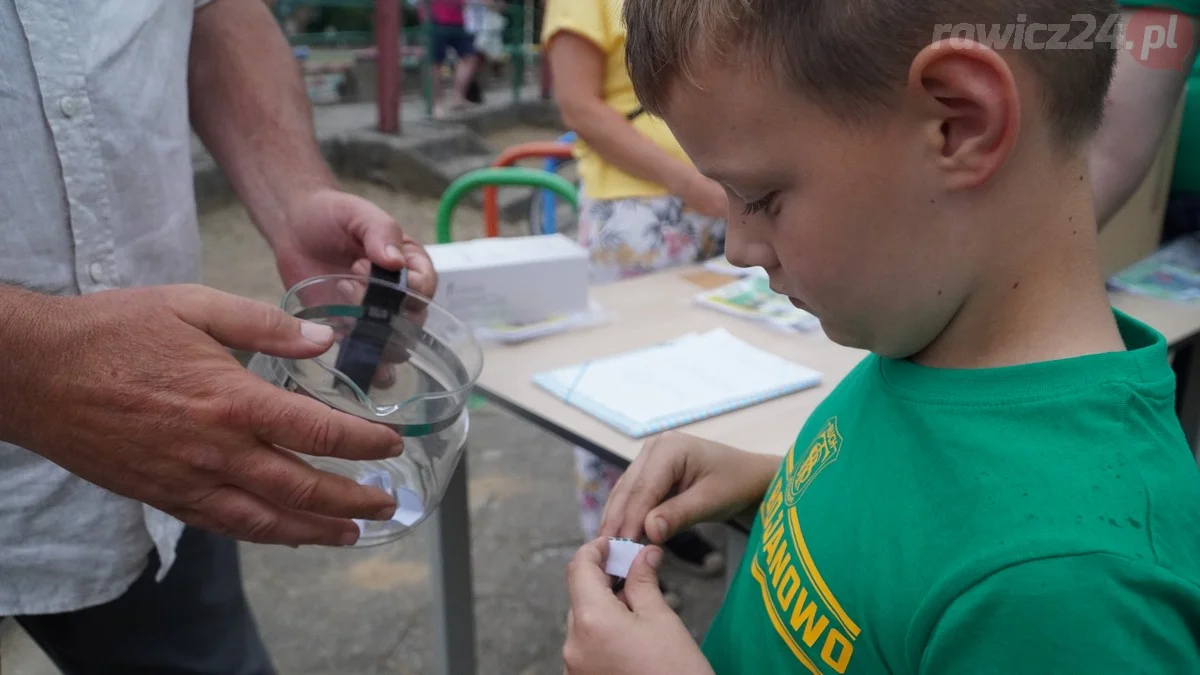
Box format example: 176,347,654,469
561,1,1200,674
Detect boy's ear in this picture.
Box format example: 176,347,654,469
906,41,1021,189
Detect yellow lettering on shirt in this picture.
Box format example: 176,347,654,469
822,629,854,673
752,417,858,674
762,474,785,521
763,514,785,564
776,566,801,610
770,549,792,586
788,588,829,647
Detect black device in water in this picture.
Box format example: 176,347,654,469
334,265,410,393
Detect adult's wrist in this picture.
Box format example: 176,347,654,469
255,170,340,241
0,285,69,445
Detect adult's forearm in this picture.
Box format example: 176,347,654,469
562,100,696,194
188,0,336,250
1091,10,1196,228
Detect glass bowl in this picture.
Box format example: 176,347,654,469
247,272,483,546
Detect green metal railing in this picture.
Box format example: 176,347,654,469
274,0,377,47
435,167,577,244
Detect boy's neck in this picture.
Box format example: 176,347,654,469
912,160,1126,370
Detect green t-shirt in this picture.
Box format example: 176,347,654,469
1120,0,1200,17
703,311,1200,674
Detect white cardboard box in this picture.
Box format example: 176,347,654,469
426,234,590,327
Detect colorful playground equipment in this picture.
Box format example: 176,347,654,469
480,140,575,238
533,131,577,236
436,167,578,244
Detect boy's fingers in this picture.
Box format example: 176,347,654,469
617,453,679,541
644,486,714,544
601,437,662,538
598,480,631,539
622,546,669,614
566,538,624,613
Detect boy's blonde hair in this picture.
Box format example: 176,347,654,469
624,0,1118,148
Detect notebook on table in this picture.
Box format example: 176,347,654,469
531,328,823,438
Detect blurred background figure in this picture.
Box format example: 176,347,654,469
464,0,507,104
426,0,483,115
542,0,731,605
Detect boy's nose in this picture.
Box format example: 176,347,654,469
725,234,778,271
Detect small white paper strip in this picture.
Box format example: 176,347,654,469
605,538,645,578
360,470,390,492
392,487,424,526
356,470,426,530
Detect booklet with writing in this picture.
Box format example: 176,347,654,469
694,274,821,333
531,328,823,438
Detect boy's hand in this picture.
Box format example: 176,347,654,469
563,539,714,675
599,431,780,544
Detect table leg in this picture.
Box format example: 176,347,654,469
430,449,476,675
1174,342,1200,458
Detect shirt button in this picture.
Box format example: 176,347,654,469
88,262,105,284
59,96,81,118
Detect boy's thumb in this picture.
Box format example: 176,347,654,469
645,490,709,544
623,546,668,613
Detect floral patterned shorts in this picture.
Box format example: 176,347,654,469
578,193,727,285
572,192,726,539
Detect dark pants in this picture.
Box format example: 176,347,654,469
430,22,476,64
7,527,275,675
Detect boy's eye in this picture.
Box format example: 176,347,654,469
741,192,778,216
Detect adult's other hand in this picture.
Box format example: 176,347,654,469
0,284,404,547
274,188,437,298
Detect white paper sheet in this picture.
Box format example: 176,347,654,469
605,538,646,578
533,328,823,437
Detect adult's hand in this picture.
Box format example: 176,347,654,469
274,188,437,298
0,284,405,547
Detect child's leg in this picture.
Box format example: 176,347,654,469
445,28,481,107
430,28,450,112
453,53,482,105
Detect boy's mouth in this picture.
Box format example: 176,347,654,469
770,281,809,311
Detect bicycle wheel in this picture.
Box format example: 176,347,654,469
527,166,580,238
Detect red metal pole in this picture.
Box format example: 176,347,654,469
482,142,574,237
375,0,400,134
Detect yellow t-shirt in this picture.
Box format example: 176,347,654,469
541,0,695,201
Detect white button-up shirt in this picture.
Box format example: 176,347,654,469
0,0,212,615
